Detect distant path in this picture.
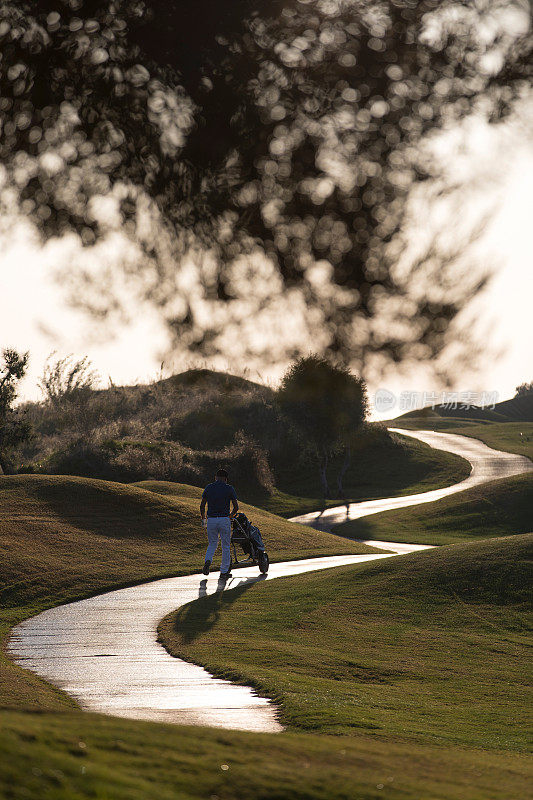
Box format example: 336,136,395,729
9,429,531,733
290,427,532,529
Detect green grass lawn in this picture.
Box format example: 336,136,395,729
136,432,471,517
159,536,533,755
1,474,532,797
393,418,533,460
4,708,530,800
0,474,377,711
335,473,533,544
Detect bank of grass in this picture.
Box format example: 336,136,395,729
3,709,531,800
335,473,533,545
136,433,471,517
394,418,533,460
1,477,531,798
0,474,377,711
159,535,533,756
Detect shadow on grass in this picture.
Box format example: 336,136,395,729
173,574,268,644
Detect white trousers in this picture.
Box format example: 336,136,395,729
205,517,232,573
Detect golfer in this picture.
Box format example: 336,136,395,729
200,468,239,578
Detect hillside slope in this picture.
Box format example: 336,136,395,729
160,535,533,751
0,473,376,710
395,392,533,424
18,368,470,515
336,473,533,544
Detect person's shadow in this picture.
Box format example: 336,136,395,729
172,573,267,644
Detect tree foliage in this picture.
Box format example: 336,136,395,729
0,349,31,473
0,1,531,367
277,355,367,497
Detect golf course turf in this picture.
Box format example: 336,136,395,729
336,473,533,544
159,536,532,753
1,435,532,799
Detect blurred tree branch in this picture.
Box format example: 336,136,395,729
0,0,530,372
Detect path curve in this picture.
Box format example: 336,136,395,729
8,428,532,733
290,427,532,529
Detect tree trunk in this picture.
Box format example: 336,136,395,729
336,444,351,498
318,450,330,499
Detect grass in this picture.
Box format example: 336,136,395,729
3,709,531,800
335,473,533,544
0,473,377,711
393,418,533,460
135,432,471,518
159,536,533,754
1,474,531,797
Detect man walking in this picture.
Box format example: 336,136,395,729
200,468,239,579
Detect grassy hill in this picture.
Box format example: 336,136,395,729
395,392,533,424
1,474,531,799
16,368,470,516
133,428,470,517
335,473,533,544
0,473,377,711
160,536,533,753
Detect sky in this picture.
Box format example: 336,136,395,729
1,149,531,421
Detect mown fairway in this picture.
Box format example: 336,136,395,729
2,450,532,798
160,537,532,752
0,474,377,711
336,473,533,544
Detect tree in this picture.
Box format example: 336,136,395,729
277,356,367,498
515,382,533,397
0,1,530,371
39,354,99,404
0,349,31,474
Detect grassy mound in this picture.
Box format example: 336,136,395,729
133,432,470,517
3,709,530,800
160,535,533,753
0,473,376,710
18,368,471,516
395,393,533,423
336,473,533,544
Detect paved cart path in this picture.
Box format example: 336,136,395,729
9,428,531,732
291,428,532,528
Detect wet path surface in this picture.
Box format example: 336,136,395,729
9,429,531,732
290,427,532,529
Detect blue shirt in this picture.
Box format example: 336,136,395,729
202,481,237,518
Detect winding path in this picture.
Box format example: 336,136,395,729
291,427,533,528
8,428,532,733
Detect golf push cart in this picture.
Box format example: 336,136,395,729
231,512,269,574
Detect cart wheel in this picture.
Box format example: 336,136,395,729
258,551,269,574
